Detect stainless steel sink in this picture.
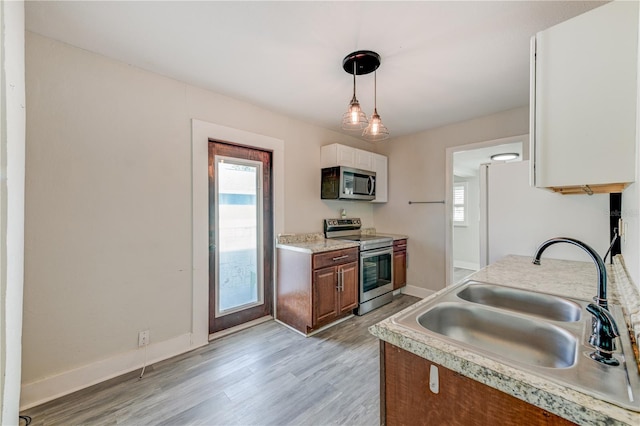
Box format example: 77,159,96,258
418,302,577,368
392,280,640,412
456,282,582,321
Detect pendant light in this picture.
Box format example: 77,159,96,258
362,70,390,141
341,51,380,131
341,60,368,130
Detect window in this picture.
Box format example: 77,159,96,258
453,182,468,226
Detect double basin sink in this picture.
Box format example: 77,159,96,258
392,280,640,411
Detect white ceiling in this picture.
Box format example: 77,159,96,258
25,1,606,139
453,141,523,177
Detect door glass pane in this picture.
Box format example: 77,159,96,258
216,158,263,315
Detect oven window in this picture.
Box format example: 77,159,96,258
362,251,392,293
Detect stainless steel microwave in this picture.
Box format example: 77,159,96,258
321,166,376,201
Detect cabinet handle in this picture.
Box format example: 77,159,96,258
337,269,343,291
340,270,345,291
332,255,349,261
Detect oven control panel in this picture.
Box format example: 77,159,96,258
324,218,361,232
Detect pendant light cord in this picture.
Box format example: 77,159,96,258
352,61,357,98
374,71,378,111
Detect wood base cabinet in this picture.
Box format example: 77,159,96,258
392,239,407,290
381,342,574,425
277,247,358,335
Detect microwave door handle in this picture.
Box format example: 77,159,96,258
368,176,375,196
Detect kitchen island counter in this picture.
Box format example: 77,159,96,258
370,254,640,425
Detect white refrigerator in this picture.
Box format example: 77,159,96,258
479,160,611,267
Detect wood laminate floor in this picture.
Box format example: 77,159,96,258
21,294,420,426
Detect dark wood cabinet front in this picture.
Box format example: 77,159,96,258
337,261,358,314
382,342,575,426
392,239,407,290
313,261,358,327
277,247,359,335
313,266,339,324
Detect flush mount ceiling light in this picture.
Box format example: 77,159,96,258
490,152,520,161
341,50,389,140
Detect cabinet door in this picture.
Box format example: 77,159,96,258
371,153,388,203
354,149,373,171
338,261,359,313
532,1,638,191
321,144,356,168
313,266,338,325
336,144,356,167
383,342,574,425
393,250,406,290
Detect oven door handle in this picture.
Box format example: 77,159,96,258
361,248,393,258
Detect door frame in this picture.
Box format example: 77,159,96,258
191,120,284,346
444,134,528,287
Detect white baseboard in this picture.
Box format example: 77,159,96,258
454,260,480,271
401,285,435,299
20,332,205,410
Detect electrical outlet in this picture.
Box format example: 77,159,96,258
138,330,149,347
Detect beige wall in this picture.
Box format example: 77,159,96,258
1,0,26,421
373,107,529,293
22,32,376,405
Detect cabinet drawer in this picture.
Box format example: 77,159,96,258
393,239,407,251
313,248,358,270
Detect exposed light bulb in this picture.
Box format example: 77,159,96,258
342,96,367,130
350,105,360,124
371,118,380,134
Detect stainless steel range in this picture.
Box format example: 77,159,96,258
324,218,394,315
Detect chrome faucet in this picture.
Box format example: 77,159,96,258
532,237,620,366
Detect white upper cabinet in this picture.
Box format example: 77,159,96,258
531,0,638,194
321,143,388,203
354,149,373,171
371,153,388,203
320,143,356,168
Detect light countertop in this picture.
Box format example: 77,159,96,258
276,233,359,254
275,231,407,254
361,228,408,241
370,254,640,425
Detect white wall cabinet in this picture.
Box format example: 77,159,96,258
321,143,388,202
370,153,388,203
530,0,638,194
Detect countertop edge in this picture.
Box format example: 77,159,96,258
275,241,360,254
